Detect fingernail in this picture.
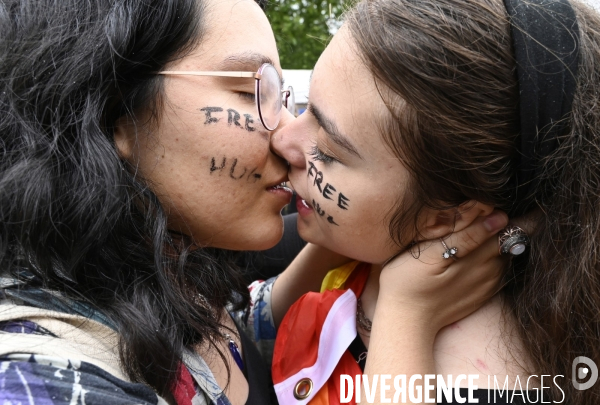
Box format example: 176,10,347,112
483,211,506,232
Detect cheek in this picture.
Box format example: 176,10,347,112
205,135,270,184
165,104,270,177
198,105,263,134
328,198,398,263
134,108,271,213
305,161,352,227
205,155,266,183
305,166,402,261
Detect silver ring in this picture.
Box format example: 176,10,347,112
498,226,530,256
440,238,458,260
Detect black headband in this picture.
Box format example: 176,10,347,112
504,0,580,216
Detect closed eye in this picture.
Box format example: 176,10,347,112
238,92,255,102
309,145,338,165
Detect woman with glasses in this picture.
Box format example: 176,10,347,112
0,1,306,404
271,0,600,403
0,0,506,404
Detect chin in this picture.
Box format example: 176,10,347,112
240,215,285,251
295,217,313,239
296,223,336,255
197,213,285,251
252,232,284,251
296,218,326,246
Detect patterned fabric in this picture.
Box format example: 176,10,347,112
0,319,56,336
172,362,229,405
0,273,279,405
0,277,238,405
231,277,278,367
182,349,232,405
0,353,163,405
0,318,222,405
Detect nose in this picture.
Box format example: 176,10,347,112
271,108,307,169
271,109,306,169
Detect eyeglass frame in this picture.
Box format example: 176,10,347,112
158,63,293,131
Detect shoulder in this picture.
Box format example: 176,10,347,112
433,295,537,389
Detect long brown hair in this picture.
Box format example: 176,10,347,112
348,0,600,402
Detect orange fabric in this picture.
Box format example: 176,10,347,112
273,262,371,405
311,383,330,405
343,262,370,297
272,288,347,382
328,351,362,405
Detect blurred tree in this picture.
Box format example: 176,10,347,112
266,0,348,69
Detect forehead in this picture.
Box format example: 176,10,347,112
185,0,281,71
310,27,391,159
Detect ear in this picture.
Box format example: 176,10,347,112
417,200,495,240
113,115,137,161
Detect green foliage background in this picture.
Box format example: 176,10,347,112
265,0,349,69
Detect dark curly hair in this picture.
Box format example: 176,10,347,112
0,0,251,396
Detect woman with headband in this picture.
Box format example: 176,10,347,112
271,0,600,403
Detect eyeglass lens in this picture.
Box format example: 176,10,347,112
257,64,282,130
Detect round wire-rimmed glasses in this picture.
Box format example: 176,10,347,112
159,63,295,131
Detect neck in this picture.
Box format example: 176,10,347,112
358,266,533,387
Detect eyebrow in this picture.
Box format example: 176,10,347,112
308,103,362,159
217,52,284,86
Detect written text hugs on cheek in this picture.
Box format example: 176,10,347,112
199,106,257,132
200,105,267,183
209,156,262,182
307,160,350,226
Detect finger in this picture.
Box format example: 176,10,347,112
460,233,507,268
413,210,508,265
443,210,508,257
440,242,507,315
449,236,507,282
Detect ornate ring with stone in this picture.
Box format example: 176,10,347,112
440,238,458,260
498,226,530,256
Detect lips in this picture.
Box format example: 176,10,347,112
295,192,314,216
266,180,293,204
